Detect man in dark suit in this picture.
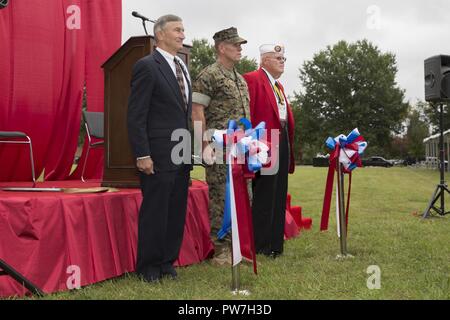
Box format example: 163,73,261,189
243,44,295,258
127,14,192,282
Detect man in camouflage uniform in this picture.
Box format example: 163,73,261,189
191,27,250,262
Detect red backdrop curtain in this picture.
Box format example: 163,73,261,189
69,0,122,180
0,0,122,182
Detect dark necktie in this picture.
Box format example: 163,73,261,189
273,81,285,105
174,57,187,109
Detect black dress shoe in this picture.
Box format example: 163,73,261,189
161,264,177,279
137,272,160,283
137,265,162,283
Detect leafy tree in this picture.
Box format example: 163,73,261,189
235,56,258,76
189,39,216,81
388,136,408,159
291,102,304,163
423,101,450,134
189,38,257,80
292,39,409,163
406,107,429,161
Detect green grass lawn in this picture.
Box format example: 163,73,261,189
35,166,450,299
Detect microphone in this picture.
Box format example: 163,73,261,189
132,11,155,23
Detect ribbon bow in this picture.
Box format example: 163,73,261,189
325,128,368,172
320,128,367,232
212,118,269,173
211,118,268,271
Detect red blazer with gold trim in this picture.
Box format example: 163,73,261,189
243,68,295,173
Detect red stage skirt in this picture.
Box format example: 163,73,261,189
0,180,213,297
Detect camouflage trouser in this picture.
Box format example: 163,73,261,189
206,163,253,256
206,163,227,241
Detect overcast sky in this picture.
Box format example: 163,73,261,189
122,0,450,103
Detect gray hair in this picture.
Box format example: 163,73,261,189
153,14,182,38
260,52,271,63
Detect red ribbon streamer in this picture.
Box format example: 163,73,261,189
320,146,353,233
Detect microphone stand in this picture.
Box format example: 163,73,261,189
142,20,148,36
132,12,155,36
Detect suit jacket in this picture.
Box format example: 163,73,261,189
243,68,295,173
128,50,192,172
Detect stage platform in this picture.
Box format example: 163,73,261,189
0,179,214,297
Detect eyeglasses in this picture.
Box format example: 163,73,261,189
270,56,287,62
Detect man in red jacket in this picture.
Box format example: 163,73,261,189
243,44,295,258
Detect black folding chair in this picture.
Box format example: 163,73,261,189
0,131,36,186
81,111,104,182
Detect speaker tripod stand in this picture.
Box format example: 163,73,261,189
423,103,450,218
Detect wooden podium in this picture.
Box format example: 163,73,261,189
101,36,191,188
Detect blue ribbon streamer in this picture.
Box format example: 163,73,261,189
217,118,267,239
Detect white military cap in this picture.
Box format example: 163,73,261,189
259,44,285,55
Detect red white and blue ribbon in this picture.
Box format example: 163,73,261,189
320,128,367,232
212,119,268,270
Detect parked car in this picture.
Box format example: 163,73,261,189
403,157,417,166
312,154,330,167
362,156,394,167
390,159,406,166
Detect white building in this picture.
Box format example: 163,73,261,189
423,130,450,170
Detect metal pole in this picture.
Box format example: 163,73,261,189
439,104,446,214
230,231,242,293
439,104,445,185
336,159,348,256
444,136,450,171
27,136,36,187
231,263,240,292
142,20,148,35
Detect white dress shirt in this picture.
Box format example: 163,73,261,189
262,68,287,121
156,47,190,101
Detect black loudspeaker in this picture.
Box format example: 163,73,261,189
425,55,450,102
0,0,9,9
